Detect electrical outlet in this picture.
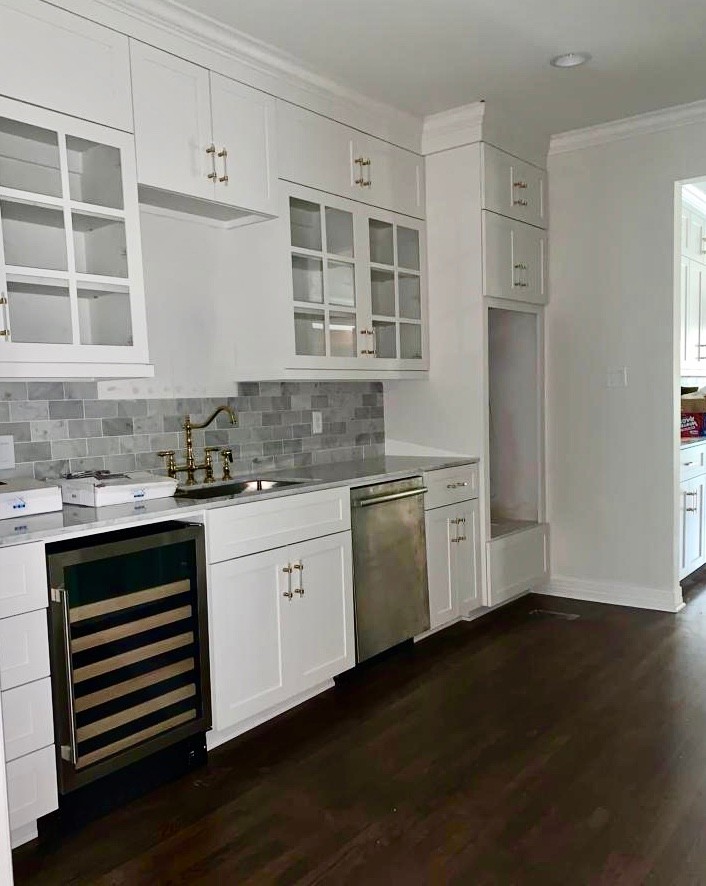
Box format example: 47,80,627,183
607,368,628,389
312,411,323,435
0,436,15,470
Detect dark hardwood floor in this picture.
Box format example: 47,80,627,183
14,584,706,885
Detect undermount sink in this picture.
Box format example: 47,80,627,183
174,477,303,500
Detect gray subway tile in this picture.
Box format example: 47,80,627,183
83,400,119,419
49,399,84,419
63,382,98,400
33,459,69,480
27,382,64,400
31,420,68,442
15,442,51,463
68,419,102,439
52,439,88,460
0,403,9,422
133,416,163,435
119,434,151,454
148,433,179,452
0,422,31,443
86,437,120,457
104,454,137,473
102,418,134,437
10,401,48,421
0,383,27,401
117,400,148,418
69,457,105,473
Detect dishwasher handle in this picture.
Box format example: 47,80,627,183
355,487,428,508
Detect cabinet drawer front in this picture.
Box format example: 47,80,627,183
487,524,549,606
681,443,706,480
6,744,58,832
351,133,425,219
483,212,548,305
0,0,132,131
2,679,54,763
0,542,47,619
0,611,50,691
483,145,545,228
207,487,351,563
424,464,479,510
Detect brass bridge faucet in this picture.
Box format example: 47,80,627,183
158,405,237,485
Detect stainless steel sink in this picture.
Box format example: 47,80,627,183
174,477,303,500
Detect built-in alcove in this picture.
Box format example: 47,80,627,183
488,306,542,539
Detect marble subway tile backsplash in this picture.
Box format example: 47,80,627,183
0,381,385,481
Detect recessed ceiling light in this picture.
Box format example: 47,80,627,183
550,52,591,68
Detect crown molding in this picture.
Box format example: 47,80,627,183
549,99,706,157
49,0,422,150
421,101,485,155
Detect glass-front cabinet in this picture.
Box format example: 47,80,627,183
0,95,150,377
283,183,427,371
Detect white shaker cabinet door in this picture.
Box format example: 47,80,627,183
681,477,706,579
483,211,547,305
285,532,355,695
350,133,425,220
130,41,214,202
425,505,458,630
453,500,482,616
208,548,289,731
210,74,277,216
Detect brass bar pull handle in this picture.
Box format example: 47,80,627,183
687,506,699,513
513,198,529,206
354,156,365,186
206,144,218,181
685,491,699,498
0,292,10,340
283,564,294,599
363,157,372,188
683,462,695,466
218,147,229,183
293,562,305,596
513,181,528,189
457,517,467,542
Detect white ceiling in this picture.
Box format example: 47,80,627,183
174,0,706,136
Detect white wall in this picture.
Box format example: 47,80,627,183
546,122,706,609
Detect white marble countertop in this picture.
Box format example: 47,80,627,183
0,456,478,548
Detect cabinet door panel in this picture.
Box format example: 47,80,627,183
454,500,482,615
286,533,355,693
130,42,214,201
681,477,706,578
483,145,545,229
425,506,457,629
210,74,277,215
209,549,289,730
483,212,547,305
0,0,132,131
351,134,424,219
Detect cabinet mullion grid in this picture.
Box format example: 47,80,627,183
57,129,80,346
319,199,331,358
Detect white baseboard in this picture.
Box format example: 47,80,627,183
11,821,38,849
544,576,684,613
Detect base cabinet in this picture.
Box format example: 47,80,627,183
680,475,706,579
209,531,354,733
487,524,549,606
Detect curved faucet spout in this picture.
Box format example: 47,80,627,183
187,405,238,430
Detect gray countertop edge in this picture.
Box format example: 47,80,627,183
681,437,706,448
0,456,479,549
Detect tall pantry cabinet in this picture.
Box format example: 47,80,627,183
384,104,549,608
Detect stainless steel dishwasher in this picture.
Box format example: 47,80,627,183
350,476,430,661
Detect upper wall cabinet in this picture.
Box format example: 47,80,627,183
482,144,546,229
0,0,132,132
682,205,706,262
483,211,547,305
277,101,425,220
0,96,150,378
130,42,277,222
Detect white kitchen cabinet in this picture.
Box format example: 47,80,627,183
0,95,151,378
283,183,428,371
482,144,546,229
681,476,706,578
130,42,277,222
209,531,354,735
0,0,132,132
483,211,547,305
277,101,425,219
683,205,706,262
487,523,549,606
681,258,706,374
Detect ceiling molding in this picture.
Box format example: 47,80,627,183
71,0,422,148
549,99,706,156
421,102,486,156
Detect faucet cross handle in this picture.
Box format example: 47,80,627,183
219,448,233,481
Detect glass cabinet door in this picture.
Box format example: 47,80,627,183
368,218,424,361
288,194,361,360
0,100,142,359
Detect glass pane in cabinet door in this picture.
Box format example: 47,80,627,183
373,320,396,359
66,137,124,210
0,200,67,271
325,207,354,257
369,219,394,265
397,227,420,270
6,279,72,344
328,260,355,307
294,308,326,356
370,269,395,317
399,273,421,319
329,312,357,357
78,285,133,346
292,255,323,303
400,323,422,359
290,198,322,251
0,118,62,198
72,213,128,278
